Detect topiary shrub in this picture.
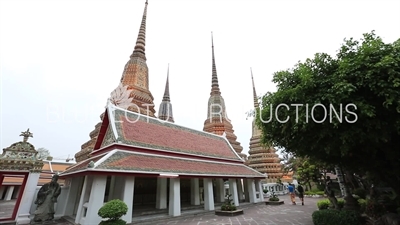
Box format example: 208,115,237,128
98,199,128,225
353,188,367,199
317,199,330,210
312,209,362,225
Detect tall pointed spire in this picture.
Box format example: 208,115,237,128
162,64,170,102
158,64,174,123
118,0,156,117
75,0,155,163
211,32,221,95
131,0,148,59
250,68,259,108
203,33,245,160
247,68,285,183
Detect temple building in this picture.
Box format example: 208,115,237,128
74,0,155,163
246,69,284,183
56,1,265,224
202,34,246,160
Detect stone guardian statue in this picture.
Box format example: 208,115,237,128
33,174,61,222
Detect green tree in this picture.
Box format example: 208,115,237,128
256,31,400,206
36,147,51,160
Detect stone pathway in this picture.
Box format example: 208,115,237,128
16,197,320,225
136,197,319,225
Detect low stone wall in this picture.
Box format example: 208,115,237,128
28,186,69,219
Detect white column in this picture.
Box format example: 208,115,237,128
237,179,244,201
16,172,40,224
107,176,116,201
121,176,135,224
168,178,180,217
215,179,225,203
75,176,93,224
82,175,107,225
257,180,263,202
243,179,249,202
0,186,5,200
190,178,200,205
156,177,167,209
4,185,14,200
64,176,83,216
203,178,214,211
246,179,257,203
228,179,239,206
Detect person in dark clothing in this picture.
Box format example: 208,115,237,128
297,184,304,205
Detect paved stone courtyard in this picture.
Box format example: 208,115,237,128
137,197,318,225
12,197,319,225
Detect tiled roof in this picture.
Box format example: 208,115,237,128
110,107,241,161
62,150,264,178
60,154,104,175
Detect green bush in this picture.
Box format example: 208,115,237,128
268,191,280,201
317,199,330,210
263,189,268,194
358,199,367,213
312,209,362,225
353,188,367,199
98,199,128,223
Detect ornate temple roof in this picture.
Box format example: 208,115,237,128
61,103,264,178
0,129,43,172
61,150,263,177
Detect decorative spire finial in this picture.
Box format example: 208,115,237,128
162,64,170,101
130,0,148,58
251,68,259,108
20,128,33,142
211,32,220,95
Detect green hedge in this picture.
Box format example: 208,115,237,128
317,198,345,210
312,209,362,225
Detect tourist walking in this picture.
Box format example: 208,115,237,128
297,184,305,205
288,183,296,205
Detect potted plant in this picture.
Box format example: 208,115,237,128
98,199,128,225
215,194,243,216
265,191,284,205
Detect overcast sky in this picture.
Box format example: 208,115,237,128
1,0,399,160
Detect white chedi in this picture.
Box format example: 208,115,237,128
108,83,134,109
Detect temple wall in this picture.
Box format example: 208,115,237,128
28,186,69,219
